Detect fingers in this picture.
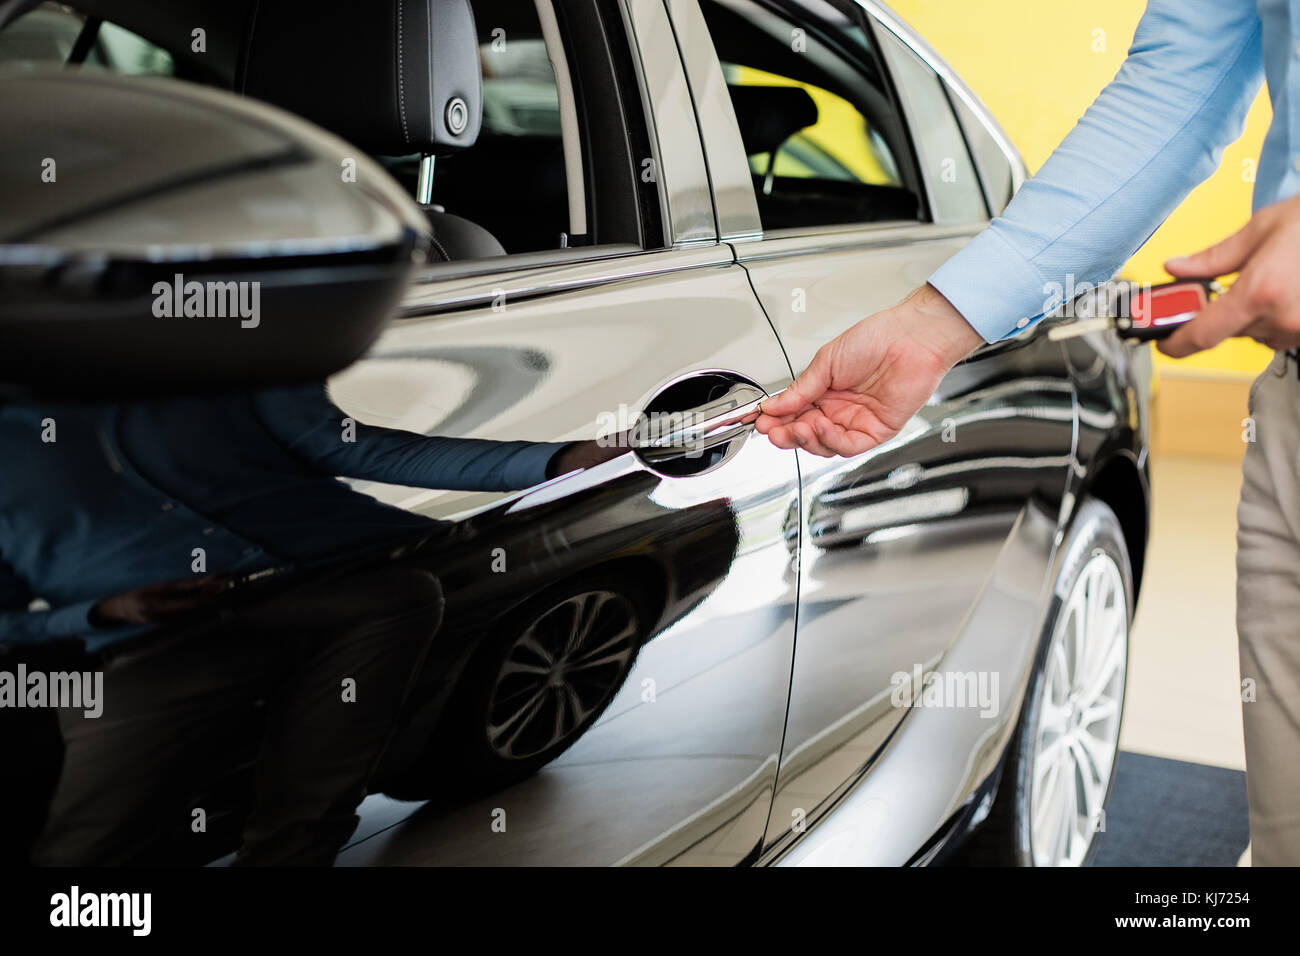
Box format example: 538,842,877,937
811,417,878,457
758,348,833,420
1165,213,1266,279
765,410,832,455
763,409,880,458
764,419,814,452
1157,283,1255,358
788,419,836,456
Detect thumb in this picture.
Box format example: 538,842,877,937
1165,218,1262,279
1157,284,1253,358
760,350,832,418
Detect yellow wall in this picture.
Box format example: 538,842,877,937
889,0,1274,377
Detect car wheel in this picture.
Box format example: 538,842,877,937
961,497,1130,866
386,574,648,799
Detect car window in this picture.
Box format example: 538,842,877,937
0,3,174,75
391,0,572,254
1,1,658,262
481,36,562,137
699,0,921,231
875,25,987,225
405,0,659,257
951,92,1016,216
726,64,903,186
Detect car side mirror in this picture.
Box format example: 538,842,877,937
0,70,429,399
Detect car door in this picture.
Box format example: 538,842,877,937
670,0,1077,857
324,0,798,867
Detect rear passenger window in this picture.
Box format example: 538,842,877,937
698,0,922,231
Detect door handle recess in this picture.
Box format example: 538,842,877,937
633,373,766,475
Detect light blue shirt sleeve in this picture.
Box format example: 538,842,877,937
929,0,1265,342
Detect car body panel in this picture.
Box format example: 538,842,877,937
328,249,801,867
0,0,1153,869
670,0,1086,859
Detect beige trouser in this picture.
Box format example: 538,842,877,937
1237,348,1300,865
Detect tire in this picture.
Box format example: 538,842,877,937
960,497,1131,866
382,573,648,800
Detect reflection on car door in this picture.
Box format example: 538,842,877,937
328,246,798,866
671,0,1076,855
741,235,1075,854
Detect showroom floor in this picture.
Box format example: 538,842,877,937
1122,454,1245,770
1108,452,1251,866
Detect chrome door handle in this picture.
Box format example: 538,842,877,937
633,374,766,473
639,393,764,451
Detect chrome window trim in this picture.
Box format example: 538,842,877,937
854,0,1028,197
400,244,735,317
619,0,719,244
731,219,980,262
534,0,589,237
661,0,763,242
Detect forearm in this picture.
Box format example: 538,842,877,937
932,0,1264,341
316,424,566,492
0,600,95,647
255,385,565,492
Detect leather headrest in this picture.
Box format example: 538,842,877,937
727,85,818,157
240,0,482,156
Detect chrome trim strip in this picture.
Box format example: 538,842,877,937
535,0,589,236
400,244,734,316
856,0,1028,194
731,220,980,262
621,0,718,243
662,0,764,241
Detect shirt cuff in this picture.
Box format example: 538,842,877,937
503,441,571,489
43,599,97,639
928,226,1050,343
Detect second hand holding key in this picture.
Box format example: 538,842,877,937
1047,277,1224,342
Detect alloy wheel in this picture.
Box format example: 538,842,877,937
486,589,639,761
1028,550,1128,866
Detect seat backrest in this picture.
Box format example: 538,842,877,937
425,209,506,261
726,84,818,157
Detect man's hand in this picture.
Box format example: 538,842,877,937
755,284,984,458
89,575,229,627
545,437,628,478
1161,193,1300,357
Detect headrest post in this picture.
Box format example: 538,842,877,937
415,154,437,206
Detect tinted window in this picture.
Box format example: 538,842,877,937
700,0,921,230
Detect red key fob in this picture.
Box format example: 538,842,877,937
1115,279,1215,341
